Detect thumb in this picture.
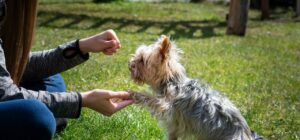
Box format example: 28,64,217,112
114,100,134,111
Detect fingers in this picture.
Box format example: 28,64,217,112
107,91,131,99
80,29,121,54
102,40,120,55
102,99,133,116
92,89,130,98
103,99,133,116
104,30,121,50
106,40,119,48
88,89,133,116
102,40,119,50
104,40,120,52
107,91,133,113
113,100,134,111
106,29,121,48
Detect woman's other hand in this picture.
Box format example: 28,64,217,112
79,29,121,55
81,89,133,116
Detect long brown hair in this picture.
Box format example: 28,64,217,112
0,0,38,85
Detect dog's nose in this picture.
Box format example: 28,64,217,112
128,61,132,69
128,62,135,70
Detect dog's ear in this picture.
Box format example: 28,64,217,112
159,35,171,61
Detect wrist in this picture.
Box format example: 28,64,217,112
78,38,89,54
80,91,90,107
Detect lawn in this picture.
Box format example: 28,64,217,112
34,1,299,140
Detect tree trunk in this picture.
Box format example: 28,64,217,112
226,0,250,36
296,0,300,17
261,0,270,20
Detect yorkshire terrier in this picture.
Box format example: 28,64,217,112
128,35,254,140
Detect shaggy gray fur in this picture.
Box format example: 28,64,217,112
161,78,252,140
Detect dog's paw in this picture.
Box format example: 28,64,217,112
128,91,150,104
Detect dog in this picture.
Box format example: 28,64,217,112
128,35,254,140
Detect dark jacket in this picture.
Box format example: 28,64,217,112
0,39,88,118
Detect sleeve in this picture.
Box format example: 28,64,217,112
21,40,89,83
0,41,82,118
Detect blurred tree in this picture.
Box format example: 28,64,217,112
261,0,269,20
226,0,249,36
297,0,300,16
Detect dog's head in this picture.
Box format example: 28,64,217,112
129,35,185,88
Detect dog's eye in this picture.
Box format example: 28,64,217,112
139,58,144,63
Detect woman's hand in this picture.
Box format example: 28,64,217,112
81,89,133,116
79,29,121,55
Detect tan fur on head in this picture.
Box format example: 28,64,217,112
128,35,186,90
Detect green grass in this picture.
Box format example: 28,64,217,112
34,1,300,140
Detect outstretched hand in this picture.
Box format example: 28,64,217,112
79,29,121,55
81,89,133,116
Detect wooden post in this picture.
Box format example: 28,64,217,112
296,0,300,17
226,0,250,36
261,0,270,20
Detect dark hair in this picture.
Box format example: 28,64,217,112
0,0,38,85
0,0,6,27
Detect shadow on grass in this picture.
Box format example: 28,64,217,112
249,7,300,22
37,10,226,39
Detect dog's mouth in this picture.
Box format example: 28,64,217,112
128,61,133,72
128,61,136,77
128,61,143,84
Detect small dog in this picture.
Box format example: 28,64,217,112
128,35,254,140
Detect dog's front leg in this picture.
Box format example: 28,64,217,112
130,91,170,114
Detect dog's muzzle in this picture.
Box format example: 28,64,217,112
128,61,135,72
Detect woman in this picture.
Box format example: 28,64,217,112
0,0,133,139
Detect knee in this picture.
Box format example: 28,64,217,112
45,74,66,92
19,100,56,139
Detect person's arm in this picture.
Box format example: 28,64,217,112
21,29,121,83
0,44,81,118
21,40,89,83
